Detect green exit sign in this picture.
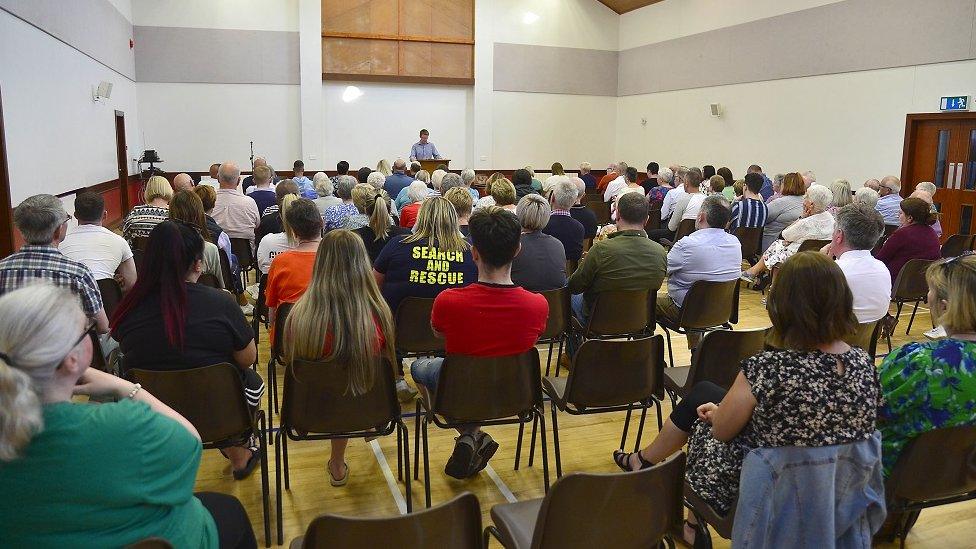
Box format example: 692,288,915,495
940,96,969,111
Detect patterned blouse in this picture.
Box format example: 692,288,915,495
122,205,169,244
878,339,976,476
323,202,358,231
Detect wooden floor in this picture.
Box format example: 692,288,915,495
195,282,976,547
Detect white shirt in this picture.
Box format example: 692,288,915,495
256,232,296,274
666,228,742,307
603,175,626,202
245,183,276,195
835,249,892,323
661,184,687,221
682,193,707,220
58,224,133,280
610,186,646,221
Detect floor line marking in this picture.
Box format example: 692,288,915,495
484,464,518,503
370,439,408,514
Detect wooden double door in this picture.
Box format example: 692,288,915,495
902,113,976,239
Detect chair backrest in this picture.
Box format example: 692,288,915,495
645,201,662,231
586,200,610,225
218,247,233,289
96,278,123,318
941,234,975,258
433,351,541,423
394,297,443,355
892,259,935,302
282,357,400,435
797,238,831,253
846,321,880,359
133,236,150,252
528,453,686,549
674,218,696,241
230,238,254,269
887,424,976,503
565,259,578,276
565,336,666,406
677,280,739,330
586,289,652,337
298,492,481,549
688,328,767,391
128,363,252,444
538,287,570,340
734,227,763,261
197,273,221,289
272,302,294,360
256,273,269,323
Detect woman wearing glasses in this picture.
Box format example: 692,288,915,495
0,284,256,548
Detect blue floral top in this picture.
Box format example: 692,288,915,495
878,338,976,475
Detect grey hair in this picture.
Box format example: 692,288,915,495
802,170,816,182
217,162,241,185
407,181,429,203
0,284,87,460
431,170,446,190
773,173,785,189
366,171,386,191
915,181,937,195
880,175,902,193
516,194,551,231
460,169,476,186
805,184,832,212
440,173,463,194
313,172,333,197
13,194,68,245
853,186,880,208
657,167,674,185
579,162,591,173
335,175,357,200
415,170,430,184
828,179,852,208
551,181,578,210
835,203,884,250
570,176,586,197
700,195,732,229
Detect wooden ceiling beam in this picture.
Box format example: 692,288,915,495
596,0,667,15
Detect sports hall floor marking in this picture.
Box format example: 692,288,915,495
369,440,408,514
484,464,518,503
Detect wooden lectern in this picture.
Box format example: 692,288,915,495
418,159,449,172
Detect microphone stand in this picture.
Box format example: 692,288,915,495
249,141,254,171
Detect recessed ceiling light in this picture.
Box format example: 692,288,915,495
342,85,363,103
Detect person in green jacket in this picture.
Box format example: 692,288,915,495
0,284,256,548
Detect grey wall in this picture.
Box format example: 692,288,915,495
0,0,134,79
133,26,300,84
493,43,618,96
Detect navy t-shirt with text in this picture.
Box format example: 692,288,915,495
373,235,478,315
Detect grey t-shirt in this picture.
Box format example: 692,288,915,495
511,231,568,292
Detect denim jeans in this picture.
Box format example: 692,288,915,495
411,357,444,392
568,293,587,357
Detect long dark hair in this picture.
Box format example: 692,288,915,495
111,221,204,348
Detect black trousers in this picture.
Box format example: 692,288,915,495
195,492,257,549
670,381,728,432
646,227,675,244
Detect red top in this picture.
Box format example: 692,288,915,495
874,224,942,283
399,202,421,228
431,282,549,356
596,171,617,192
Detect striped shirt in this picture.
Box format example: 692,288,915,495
729,198,769,230
0,245,103,316
122,205,169,244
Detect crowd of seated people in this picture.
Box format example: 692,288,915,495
2,154,976,547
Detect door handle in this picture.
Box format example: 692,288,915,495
948,162,957,189
957,162,965,189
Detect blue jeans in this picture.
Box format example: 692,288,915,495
568,293,587,357
410,357,444,392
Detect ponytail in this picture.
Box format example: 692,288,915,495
0,358,42,461
368,192,392,241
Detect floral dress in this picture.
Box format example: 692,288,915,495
686,348,880,515
761,210,835,269
878,339,976,476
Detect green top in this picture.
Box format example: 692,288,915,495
568,229,667,311
722,186,736,201
0,399,217,549
878,338,976,476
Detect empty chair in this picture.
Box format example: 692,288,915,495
883,425,976,549
941,234,975,258
685,482,736,548
673,218,696,242
656,280,739,368
586,200,610,225
566,289,653,376
663,328,768,405
96,278,123,318
734,226,763,264
414,351,549,508
890,258,936,336
485,453,686,549
290,492,481,549
537,287,571,376
543,336,666,478
275,357,411,544
645,201,662,231
128,363,271,547
395,297,443,357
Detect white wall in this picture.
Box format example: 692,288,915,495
616,60,976,186
0,8,140,203
131,0,297,31
136,83,301,172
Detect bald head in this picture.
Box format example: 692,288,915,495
864,179,881,192
879,175,901,196
253,157,267,168
173,173,194,192
393,159,407,173
910,189,933,204
218,162,241,189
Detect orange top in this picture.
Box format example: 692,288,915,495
597,171,618,192
266,250,316,342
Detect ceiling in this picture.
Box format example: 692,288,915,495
596,0,667,14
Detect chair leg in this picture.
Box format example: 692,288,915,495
654,398,663,431
266,358,275,445
634,404,648,452
662,327,675,368
413,400,421,481
422,419,431,508
528,415,538,467
396,424,403,481
550,401,562,478
537,408,550,493
400,421,412,513
282,433,290,490
907,301,921,335
514,421,524,470
894,301,904,323
274,430,284,545
544,340,555,377
619,405,633,450
258,414,271,548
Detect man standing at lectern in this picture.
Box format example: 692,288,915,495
410,129,442,161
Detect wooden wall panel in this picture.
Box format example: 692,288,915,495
323,0,398,35
323,38,398,75
399,0,473,41
400,42,472,78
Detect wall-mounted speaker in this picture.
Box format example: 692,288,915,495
709,103,722,117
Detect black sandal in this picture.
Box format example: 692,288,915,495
232,449,261,480
612,449,654,472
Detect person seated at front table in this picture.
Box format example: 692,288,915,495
111,221,264,481
410,206,549,479
0,284,257,549
373,197,478,402
656,196,741,350
281,231,397,487
740,184,835,286
511,194,567,292
613,252,881,546
874,197,941,284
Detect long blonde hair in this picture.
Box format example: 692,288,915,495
352,184,392,240
402,197,469,253
279,194,299,245
0,285,88,460
282,231,396,395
